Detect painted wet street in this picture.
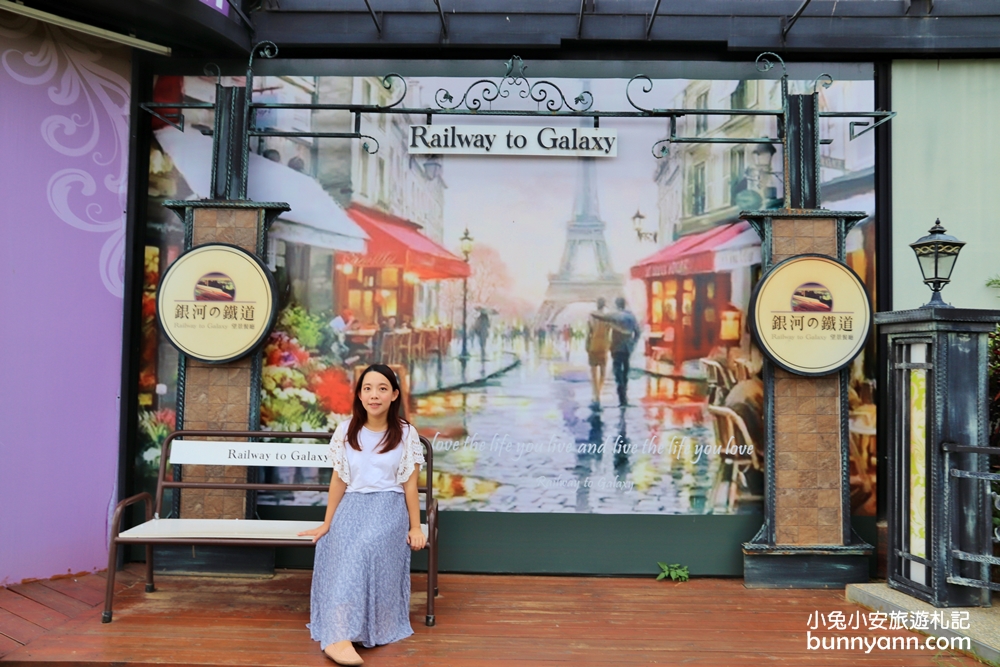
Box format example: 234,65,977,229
412,337,764,515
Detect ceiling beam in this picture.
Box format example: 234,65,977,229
0,0,171,54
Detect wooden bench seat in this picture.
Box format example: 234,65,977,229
103,429,439,626
117,519,428,543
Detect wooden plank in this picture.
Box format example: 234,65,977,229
6,582,91,617
0,607,45,645
0,632,23,659
0,589,70,630
36,577,106,607
0,572,980,667
92,563,148,584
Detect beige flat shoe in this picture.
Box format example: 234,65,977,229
324,642,364,666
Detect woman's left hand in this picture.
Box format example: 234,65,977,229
407,527,426,551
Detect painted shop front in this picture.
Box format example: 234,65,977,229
125,52,883,577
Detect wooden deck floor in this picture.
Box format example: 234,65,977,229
0,565,982,666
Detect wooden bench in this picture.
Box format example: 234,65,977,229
103,429,439,626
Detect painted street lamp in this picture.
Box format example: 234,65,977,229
459,227,474,361
909,219,965,307
751,142,776,171
632,209,657,243
423,155,443,180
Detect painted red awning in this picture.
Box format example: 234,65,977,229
343,205,471,281
630,221,751,280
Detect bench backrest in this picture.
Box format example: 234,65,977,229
155,429,434,518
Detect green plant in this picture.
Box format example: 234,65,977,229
278,304,329,351
656,562,689,582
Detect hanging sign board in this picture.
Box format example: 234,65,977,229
749,254,872,376
156,243,277,363
408,125,617,157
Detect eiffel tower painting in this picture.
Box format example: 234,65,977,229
534,156,624,326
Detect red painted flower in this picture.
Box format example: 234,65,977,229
309,367,354,415
141,293,157,320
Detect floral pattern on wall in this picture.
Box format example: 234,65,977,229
0,13,130,297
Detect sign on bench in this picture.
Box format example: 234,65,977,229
169,439,430,516
170,439,332,466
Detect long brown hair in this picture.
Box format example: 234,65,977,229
346,364,407,453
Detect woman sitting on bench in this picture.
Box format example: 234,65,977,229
299,363,427,665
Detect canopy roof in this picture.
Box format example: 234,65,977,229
342,205,470,281
631,221,760,279
155,127,367,253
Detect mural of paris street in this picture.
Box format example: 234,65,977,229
136,72,878,516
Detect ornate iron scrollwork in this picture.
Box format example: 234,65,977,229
204,63,222,87
650,139,671,159
142,50,895,164
375,74,408,110
435,55,593,112
812,73,834,93
249,40,279,70
755,51,787,76
358,136,380,155
625,75,659,113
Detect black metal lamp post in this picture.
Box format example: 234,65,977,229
875,223,1000,608
909,219,965,307
459,228,473,362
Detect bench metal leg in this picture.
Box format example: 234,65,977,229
425,528,437,626
431,527,440,598
425,544,434,626
145,544,155,593
102,541,119,623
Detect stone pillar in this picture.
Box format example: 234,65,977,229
742,210,873,587
772,217,842,548
164,201,289,520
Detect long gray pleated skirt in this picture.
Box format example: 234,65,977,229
309,491,413,649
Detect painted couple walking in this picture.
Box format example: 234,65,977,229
585,297,640,407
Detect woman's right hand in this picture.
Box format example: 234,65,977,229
298,523,330,543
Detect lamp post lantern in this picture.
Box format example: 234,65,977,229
909,219,965,307
459,227,474,362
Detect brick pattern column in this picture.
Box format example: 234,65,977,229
771,216,843,547
773,370,841,545
179,207,261,520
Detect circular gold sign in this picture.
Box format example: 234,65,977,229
156,244,276,363
750,254,871,376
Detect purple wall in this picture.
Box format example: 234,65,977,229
0,14,130,585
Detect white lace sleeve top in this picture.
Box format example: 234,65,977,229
329,420,425,493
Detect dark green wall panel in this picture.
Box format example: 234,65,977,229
242,508,878,577
262,506,763,575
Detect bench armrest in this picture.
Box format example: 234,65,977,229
109,492,154,544
426,497,439,533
